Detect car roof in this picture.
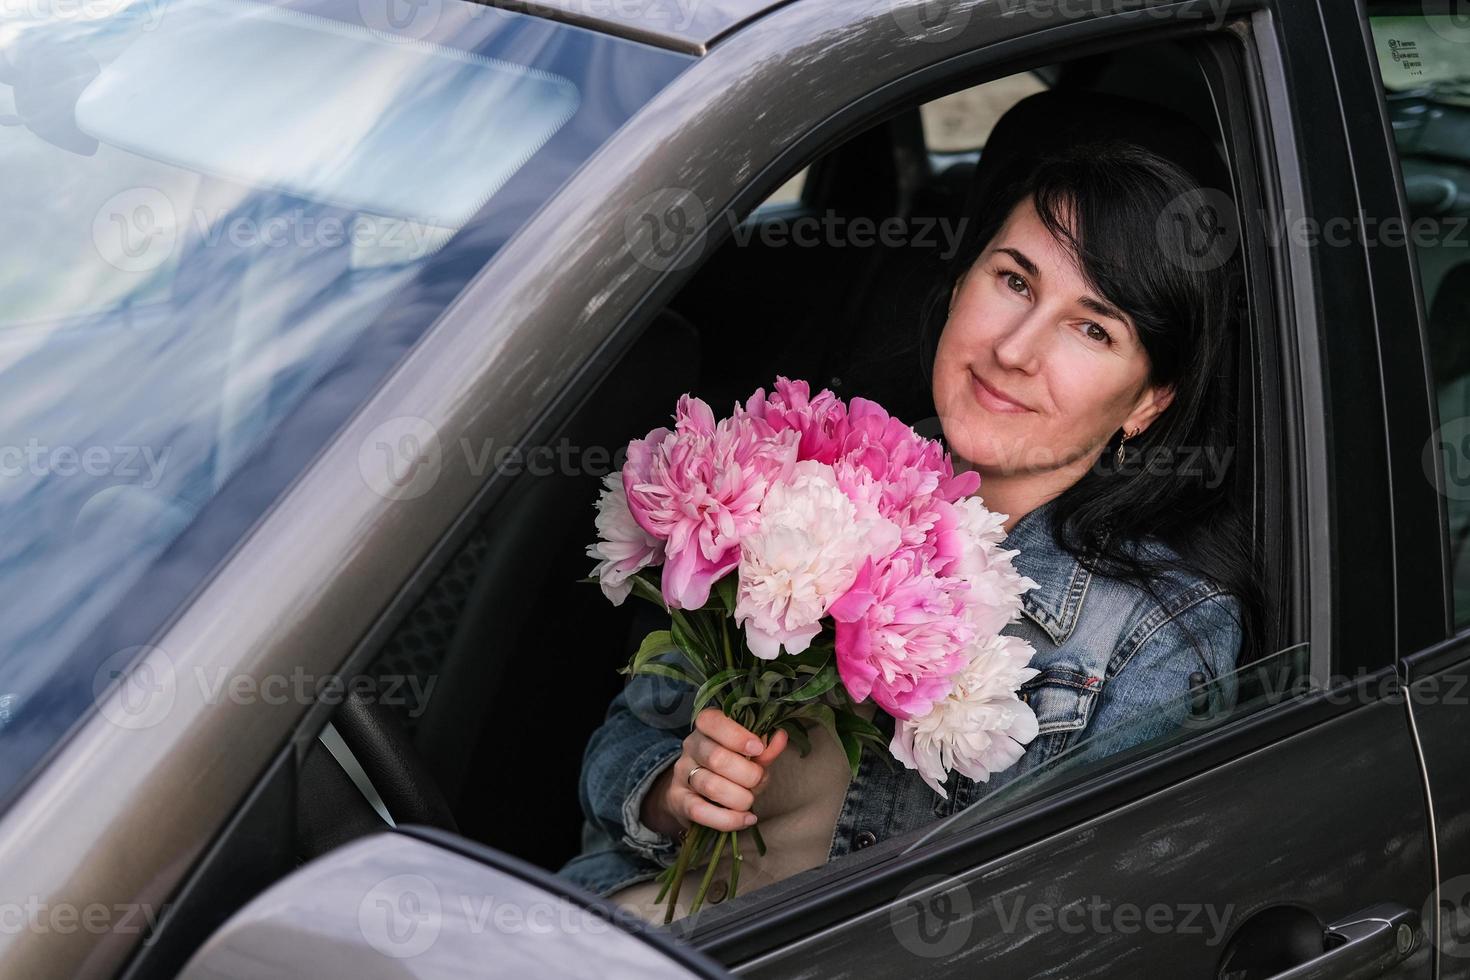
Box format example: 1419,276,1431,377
491,0,791,54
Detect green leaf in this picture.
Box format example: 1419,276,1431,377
784,662,839,702
834,709,885,744
668,614,714,676
626,572,669,610
839,730,863,776
714,574,738,614
692,669,743,716
632,661,701,688
792,701,839,748
625,630,676,674
777,717,812,757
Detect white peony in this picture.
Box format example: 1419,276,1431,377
587,470,665,605
736,460,902,659
890,631,1041,797
951,496,1040,637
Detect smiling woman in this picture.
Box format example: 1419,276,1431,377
563,128,1262,916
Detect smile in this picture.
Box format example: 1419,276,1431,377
969,370,1032,414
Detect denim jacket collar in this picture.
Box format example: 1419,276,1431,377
1000,498,1093,646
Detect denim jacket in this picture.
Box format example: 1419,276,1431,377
558,498,1243,898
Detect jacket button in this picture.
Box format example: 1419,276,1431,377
854,831,877,850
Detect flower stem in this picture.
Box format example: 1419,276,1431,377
689,831,730,916
661,825,703,925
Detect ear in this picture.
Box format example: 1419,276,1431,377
1123,382,1175,435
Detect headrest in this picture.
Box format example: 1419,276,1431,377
959,88,1231,228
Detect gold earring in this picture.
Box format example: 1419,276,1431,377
1115,427,1137,466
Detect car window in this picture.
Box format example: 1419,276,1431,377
752,72,1049,212
0,0,690,804
1367,12,1470,630
912,643,1313,847
920,72,1049,153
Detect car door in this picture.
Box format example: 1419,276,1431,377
665,3,1438,978
1362,5,1470,976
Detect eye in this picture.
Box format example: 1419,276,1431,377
1000,270,1030,296
1081,321,1114,346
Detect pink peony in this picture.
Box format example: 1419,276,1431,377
835,397,980,528
828,549,974,719
622,395,798,610
744,377,849,464
586,470,665,605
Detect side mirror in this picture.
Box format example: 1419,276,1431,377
179,830,731,979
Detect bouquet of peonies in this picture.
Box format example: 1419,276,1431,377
587,378,1040,920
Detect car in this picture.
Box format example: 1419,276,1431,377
0,0,1467,976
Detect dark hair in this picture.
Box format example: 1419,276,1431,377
921,139,1263,667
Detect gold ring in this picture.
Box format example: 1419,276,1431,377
686,765,706,787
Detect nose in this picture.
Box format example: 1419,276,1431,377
991,306,1046,374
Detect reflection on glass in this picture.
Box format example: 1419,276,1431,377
0,0,666,792
911,643,1312,848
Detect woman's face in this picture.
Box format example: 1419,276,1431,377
932,195,1175,478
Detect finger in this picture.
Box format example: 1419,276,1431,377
695,709,764,756
753,728,789,767
687,765,755,812
683,793,758,833
687,733,764,789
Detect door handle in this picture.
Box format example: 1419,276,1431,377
1247,904,1419,980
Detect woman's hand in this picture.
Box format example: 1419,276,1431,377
641,709,789,838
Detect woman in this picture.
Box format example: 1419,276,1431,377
560,138,1261,917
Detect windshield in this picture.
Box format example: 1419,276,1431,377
0,0,688,802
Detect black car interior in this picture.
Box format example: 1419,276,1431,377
295,36,1290,888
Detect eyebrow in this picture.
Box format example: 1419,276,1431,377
995,246,1134,335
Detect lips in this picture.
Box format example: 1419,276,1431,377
969,370,1031,414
